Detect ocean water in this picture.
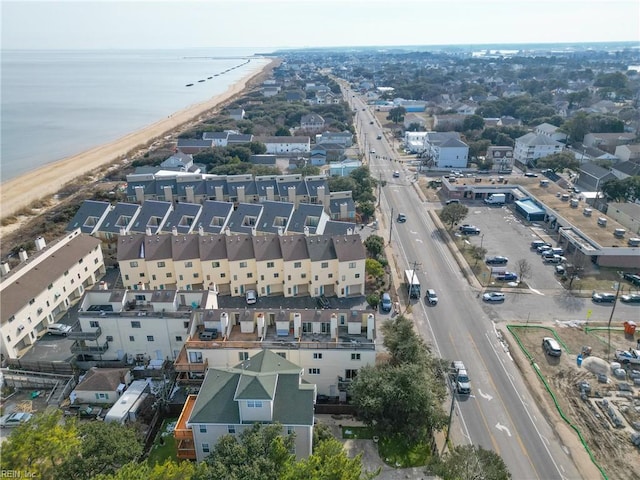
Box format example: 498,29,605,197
0,48,270,182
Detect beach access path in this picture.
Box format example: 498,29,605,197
0,58,277,220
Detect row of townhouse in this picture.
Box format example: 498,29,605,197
67,196,357,261
177,132,312,156
116,231,366,298
0,230,105,359
75,289,375,394
123,172,354,214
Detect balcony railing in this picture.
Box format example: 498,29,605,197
174,358,208,373
177,439,196,460
67,327,102,341
70,341,109,354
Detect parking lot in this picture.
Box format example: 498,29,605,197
458,201,567,292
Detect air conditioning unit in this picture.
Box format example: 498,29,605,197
18,325,25,331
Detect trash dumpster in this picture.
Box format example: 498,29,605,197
624,321,637,335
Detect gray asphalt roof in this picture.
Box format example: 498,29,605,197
332,234,366,262
227,203,263,235
288,203,325,234
2,235,102,321
66,200,110,234
225,234,256,261
100,203,141,233
278,234,308,261
161,203,202,234
322,220,357,235
252,235,283,261
256,201,294,234
128,200,172,234
198,234,228,261
170,234,200,261
196,200,233,234
305,235,337,261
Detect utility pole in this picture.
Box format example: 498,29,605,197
377,172,382,208
607,281,622,361
388,207,393,244
444,367,457,453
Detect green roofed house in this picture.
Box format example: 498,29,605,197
174,350,315,461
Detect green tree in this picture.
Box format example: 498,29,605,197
358,201,375,219
535,151,579,173
55,421,143,479
350,363,447,443
431,445,511,480
92,459,210,480
364,235,384,257
440,203,469,229
463,115,485,132
365,258,385,280
601,176,640,202
275,126,291,136
204,423,295,480
387,106,406,125
381,315,429,366
366,293,380,309
290,165,321,176
560,111,589,142
283,437,378,480
0,410,80,479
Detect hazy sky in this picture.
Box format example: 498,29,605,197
2,0,639,51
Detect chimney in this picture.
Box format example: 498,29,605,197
266,185,275,201
19,248,28,262
317,185,325,204
145,227,152,236
278,227,284,236
198,225,204,236
135,185,145,203
186,185,195,203
163,185,173,202
172,226,178,236
35,236,46,251
237,185,246,203
119,226,127,236
0,262,10,276
304,226,310,236
225,227,231,236
347,227,353,235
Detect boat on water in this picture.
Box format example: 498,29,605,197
198,79,205,83
185,83,194,87
207,76,213,79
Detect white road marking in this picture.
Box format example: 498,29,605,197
495,422,512,437
478,389,493,401
529,287,545,295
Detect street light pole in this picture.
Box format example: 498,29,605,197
388,208,394,245
443,367,457,453
607,281,622,362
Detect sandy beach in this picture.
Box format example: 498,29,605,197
0,58,276,220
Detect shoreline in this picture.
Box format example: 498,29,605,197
0,57,277,219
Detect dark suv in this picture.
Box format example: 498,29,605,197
459,225,480,235
316,295,330,309
486,256,508,265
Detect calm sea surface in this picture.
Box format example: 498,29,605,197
1,48,270,182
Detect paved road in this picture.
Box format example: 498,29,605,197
349,92,585,479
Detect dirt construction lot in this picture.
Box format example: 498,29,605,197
505,321,640,480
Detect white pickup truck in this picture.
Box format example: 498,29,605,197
614,349,640,365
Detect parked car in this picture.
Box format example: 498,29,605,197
496,272,518,281
245,289,257,305
542,337,562,357
425,289,438,305
543,255,564,264
524,172,539,178
620,293,640,304
623,272,640,287
555,265,566,275
483,292,505,302
459,225,480,235
47,323,73,336
0,412,32,428
536,244,553,254
486,256,508,265
393,171,400,178
397,213,407,223
592,292,616,303
380,292,392,312
530,240,548,249
446,199,460,205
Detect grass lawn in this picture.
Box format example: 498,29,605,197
146,418,179,466
378,436,431,468
341,425,375,439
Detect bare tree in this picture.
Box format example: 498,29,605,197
516,259,532,283
470,245,487,267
